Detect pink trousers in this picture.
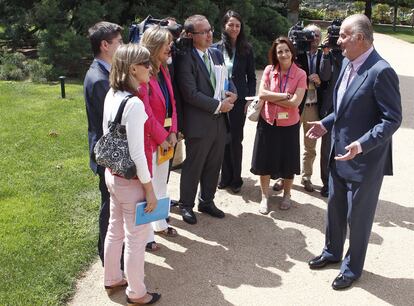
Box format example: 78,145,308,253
104,169,151,299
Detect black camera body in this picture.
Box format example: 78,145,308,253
128,15,193,56
322,19,342,50
288,21,315,55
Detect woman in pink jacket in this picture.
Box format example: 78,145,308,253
139,26,178,250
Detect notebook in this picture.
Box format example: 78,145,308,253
157,146,174,165
135,197,170,225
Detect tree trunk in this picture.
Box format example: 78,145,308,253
365,0,372,20
393,1,398,32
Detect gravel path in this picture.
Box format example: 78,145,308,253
69,33,414,306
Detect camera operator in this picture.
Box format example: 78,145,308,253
293,24,330,193
318,34,344,197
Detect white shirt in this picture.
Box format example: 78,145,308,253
103,88,151,183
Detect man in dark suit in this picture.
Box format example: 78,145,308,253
83,21,123,265
175,15,237,224
306,14,402,289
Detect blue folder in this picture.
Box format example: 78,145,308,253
135,197,170,225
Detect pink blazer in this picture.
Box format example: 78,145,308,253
138,65,178,172
260,63,307,126
136,88,155,176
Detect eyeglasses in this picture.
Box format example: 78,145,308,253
136,60,150,69
192,27,214,35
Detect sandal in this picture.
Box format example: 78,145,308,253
145,241,160,252
156,226,178,237
279,194,292,210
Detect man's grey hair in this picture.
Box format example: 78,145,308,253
345,14,374,44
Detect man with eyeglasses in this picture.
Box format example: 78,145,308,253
175,14,237,224
83,21,123,266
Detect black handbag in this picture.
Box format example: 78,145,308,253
94,94,137,179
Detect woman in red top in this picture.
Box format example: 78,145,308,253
251,37,307,213
139,26,179,250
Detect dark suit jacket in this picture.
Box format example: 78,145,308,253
321,49,402,182
211,41,256,101
319,51,344,118
175,47,236,138
296,50,327,115
84,59,110,175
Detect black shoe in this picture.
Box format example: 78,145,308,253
198,203,225,218
127,292,161,305
218,182,229,189
308,254,340,269
180,206,197,224
171,162,183,171
332,274,354,290
320,186,329,198
230,185,241,193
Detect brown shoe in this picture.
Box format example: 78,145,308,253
301,179,314,192
272,178,284,192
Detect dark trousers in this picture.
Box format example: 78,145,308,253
320,130,331,187
322,162,383,279
98,173,110,265
220,99,246,188
98,173,123,269
180,115,227,208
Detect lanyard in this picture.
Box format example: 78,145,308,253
157,71,171,118
278,65,291,93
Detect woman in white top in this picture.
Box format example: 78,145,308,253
102,43,161,305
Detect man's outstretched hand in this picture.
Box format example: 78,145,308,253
306,121,327,139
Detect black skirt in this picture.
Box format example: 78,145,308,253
250,116,300,179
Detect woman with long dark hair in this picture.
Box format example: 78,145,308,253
213,10,256,193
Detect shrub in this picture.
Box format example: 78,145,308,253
27,59,54,83
299,7,325,20
373,4,392,24
0,51,29,81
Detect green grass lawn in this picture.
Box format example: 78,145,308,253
0,81,99,305
373,24,414,43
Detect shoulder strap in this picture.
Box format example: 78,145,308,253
113,94,134,124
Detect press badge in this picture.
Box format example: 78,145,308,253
164,117,172,127
277,112,289,120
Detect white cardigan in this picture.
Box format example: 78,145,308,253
103,88,151,183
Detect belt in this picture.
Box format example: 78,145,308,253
305,103,317,107
213,113,224,118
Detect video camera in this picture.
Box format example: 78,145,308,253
288,21,315,55
128,15,193,56
321,19,342,50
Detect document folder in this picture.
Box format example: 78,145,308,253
135,197,170,225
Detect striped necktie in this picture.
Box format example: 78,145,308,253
337,63,354,109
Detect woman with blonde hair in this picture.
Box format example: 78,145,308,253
139,25,179,251
103,43,161,305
